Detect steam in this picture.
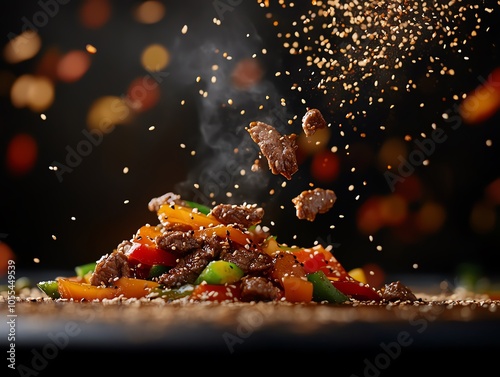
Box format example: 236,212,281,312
171,9,293,207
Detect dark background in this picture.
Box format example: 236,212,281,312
1,0,499,288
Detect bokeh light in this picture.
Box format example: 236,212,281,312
57,50,91,83
231,58,265,90
79,0,112,29
0,242,15,277
126,76,161,112
6,133,38,176
140,44,170,72
3,31,41,64
10,74,55,112
86,95,132,131
310,149,340,183
133,1,166,24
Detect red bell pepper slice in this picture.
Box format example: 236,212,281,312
189,283,241,302
125,242,178,267
331,280,382,301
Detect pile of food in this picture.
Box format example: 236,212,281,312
37,191,418,304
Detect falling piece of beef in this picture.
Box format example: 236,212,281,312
210,203,264,228
246,121,298,180
292,188,337,221
148,192,185,212
302,108,327,136
90,250,132,287
380,281,418,302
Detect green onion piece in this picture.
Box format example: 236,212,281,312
184,200,211,215
74,262,96,278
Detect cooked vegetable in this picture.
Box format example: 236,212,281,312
75,262,96,278
37,280,60,299
331,280,382,301
190,283,241,302
184,200,211,215
195,260,244,285
282,276,313,303
148,264,171,279
57,277,160,300
307,270,349,303
35,192,417,304
150,284,194,301
126,242,177,267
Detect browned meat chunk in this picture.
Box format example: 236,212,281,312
380,281,418,302
292,188,337,221
240,276,280,302
148,192,185,212
246,121,298,180
89,250,131,287
302,108,327,136
157,235,228,288
220,247,274,275
155,230,203,256
210,203,264,228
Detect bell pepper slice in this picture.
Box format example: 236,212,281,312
293,245,350,280
125,242,178,267
189,282,241,302
195,260,244,285
132,224,163,247
330,279,382,301
307,270,349,304
194,225,254,247
157,203,221,228
57,277,160,300
282,276,313,303
37,280,61,299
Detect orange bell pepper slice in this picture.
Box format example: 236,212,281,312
132,224,163,247
282,276,313,303
157,204,221,228
194,225,254,247
57,277,160,300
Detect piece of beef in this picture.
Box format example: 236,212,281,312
246,121,298,180
210,203,264,228
240,276,281,302
302,108,327,136
89,250,132,287
292,187,337,221
157,235,228,288
148,192,185,212
380,281,418,302
220,247,274,275
155,230,203,256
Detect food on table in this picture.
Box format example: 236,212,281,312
36,192,418,304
